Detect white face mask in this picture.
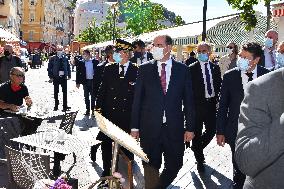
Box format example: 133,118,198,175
226,48,233,55
152,47,164,61
276,53,284,67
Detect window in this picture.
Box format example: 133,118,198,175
30,0,34,5
30,13,35,22
29,31,34,41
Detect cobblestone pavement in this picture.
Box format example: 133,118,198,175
0,63,234,189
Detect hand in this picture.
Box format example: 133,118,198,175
48,78,53,83
131,131,139,140
184,131,194,142
9,104,19,112
216,135,225,147
76,84,80,89
25,96,33,107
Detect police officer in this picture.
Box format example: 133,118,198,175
95,39,138,178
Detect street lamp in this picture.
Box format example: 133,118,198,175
105,0,119,43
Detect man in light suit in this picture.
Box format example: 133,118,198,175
131,35,195,189
235,67,284,189
216,42,269,189
188,42,222,172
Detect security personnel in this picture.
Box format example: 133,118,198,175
95,39,138,177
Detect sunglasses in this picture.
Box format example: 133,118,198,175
12,73,25,78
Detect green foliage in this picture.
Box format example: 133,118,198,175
174,15,185,26
76,9,123,43
226,0,275,30
122,0,167,36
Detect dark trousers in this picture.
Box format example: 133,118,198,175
53,77,67,108
229,143,246,189
83,79,95,111
192,99,216,163
100,139,134,177
141,124,184,189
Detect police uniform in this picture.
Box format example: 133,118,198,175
95,39,138,177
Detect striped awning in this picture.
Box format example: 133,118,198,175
273,8,284,17
206,15,277,46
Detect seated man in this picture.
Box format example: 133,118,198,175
0,67,32,112
0,67,40,136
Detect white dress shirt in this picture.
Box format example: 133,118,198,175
119,61,130,76
264,47,276,69
85,59,94,79
241,66,257,90
199,61,215,98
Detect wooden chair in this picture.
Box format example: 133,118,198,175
118,149,133,189
4,145,53,189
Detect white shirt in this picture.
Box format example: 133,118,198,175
199,61,215,98
264,47,276,69
241,66,257,90
157,58,172,92
119,61,130,76
85,59,94,79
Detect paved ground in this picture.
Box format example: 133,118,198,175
0,63,234,189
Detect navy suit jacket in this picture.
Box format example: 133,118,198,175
216,65,269,144
130,59,195,142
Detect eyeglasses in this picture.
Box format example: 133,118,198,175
227,46,234,49
12,73,25,78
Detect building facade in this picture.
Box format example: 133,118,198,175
0,0,22,36
21,0,73,50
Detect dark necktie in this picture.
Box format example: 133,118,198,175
204,63,212,96
160,63,167,95
269,51,275,67
246,72,253,82
120,65,125,79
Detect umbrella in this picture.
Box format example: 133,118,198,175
0,28,20,42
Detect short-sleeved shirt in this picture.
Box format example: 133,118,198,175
0,81,29,106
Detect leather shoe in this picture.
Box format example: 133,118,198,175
84,110,90,115
53,106,58,111
62,106,71,111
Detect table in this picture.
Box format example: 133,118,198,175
11,130,99,155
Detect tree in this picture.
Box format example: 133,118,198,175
122,0,167,36
226,0,275,31
174,15,185,26
76,9,123,43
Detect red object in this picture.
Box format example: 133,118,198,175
160,63,167,95
273,8,284,17
11,84,22,92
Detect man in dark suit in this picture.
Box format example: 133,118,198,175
76,49,99,115
185,51,198,66
95,39,138,177
131,35,195,189
48,46,71,111
216,42,269,189
188,42,222,172
130,39,153,65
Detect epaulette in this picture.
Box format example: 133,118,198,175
105,62,115,67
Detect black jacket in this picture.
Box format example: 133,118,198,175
96,62,138,141
76,58,99,85
93,60,108,98
188,61,222,104
216,65,269,144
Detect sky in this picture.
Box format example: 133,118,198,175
150,0,268,23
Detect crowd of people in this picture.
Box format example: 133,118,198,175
0,28,284,189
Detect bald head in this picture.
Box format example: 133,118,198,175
265,30,278,48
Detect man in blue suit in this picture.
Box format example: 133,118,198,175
131,35,195,189
216,42,269,189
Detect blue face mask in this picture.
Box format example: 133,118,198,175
113,52,122,63
264,38,273,48
197,53,209,62
276,53,284,67
237,57,250,71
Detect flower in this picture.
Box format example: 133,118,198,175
113,172,122,179
120,178,125,183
